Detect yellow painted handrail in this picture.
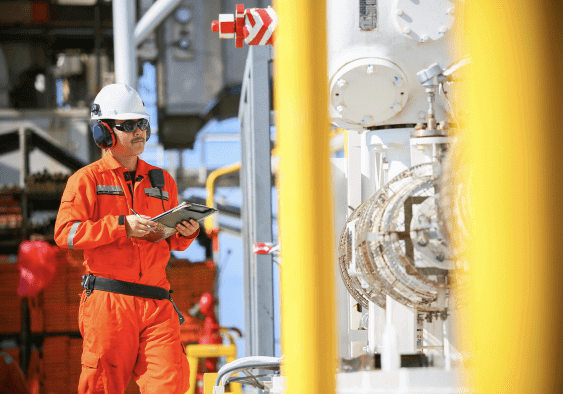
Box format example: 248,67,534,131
205,162,241,230
185,344,242,394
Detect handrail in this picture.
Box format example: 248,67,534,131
205,162,241,230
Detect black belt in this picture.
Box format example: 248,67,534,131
81,274,185,326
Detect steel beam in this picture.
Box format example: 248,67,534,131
134,0,183,46
240,46,275,361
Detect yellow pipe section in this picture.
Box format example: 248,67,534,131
186,344,241,394
274,1,336,394
464,1,563,392
205,162,241,230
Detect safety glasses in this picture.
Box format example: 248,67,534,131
114,118,150,132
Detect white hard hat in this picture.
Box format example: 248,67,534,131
90,83,150,120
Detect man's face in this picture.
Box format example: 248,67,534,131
110,119,146,157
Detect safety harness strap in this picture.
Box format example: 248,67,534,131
81,274,185,326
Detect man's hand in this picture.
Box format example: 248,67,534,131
176,219,199,238
125,215,158,237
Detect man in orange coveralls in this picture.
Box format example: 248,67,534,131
54,83,199,394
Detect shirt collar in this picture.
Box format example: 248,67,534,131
99,151,122,171
135,157,150,176
100,151,146,174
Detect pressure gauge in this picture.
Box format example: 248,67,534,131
176,7,192,23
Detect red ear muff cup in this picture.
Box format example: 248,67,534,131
109,130,116,148
146,123,151,142
92,121,115,149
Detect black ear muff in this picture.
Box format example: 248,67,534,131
92,121,115,149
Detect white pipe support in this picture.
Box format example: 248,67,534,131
361,132,376,202
368,301,385,354
113,0,137,88
134,0,184,46
368,301,377,354
213,386,225,394
443,318,451,371
381,294,400,371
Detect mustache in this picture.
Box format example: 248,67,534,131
132,137,145,142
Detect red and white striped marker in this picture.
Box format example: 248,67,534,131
253,242,280,255
235,4,245,48
211,4,278,47
243,7,277,46
211,14,235,39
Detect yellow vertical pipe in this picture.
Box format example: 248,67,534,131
274,1,336,394
464,0,563,392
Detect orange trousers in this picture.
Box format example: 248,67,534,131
78,290,190,394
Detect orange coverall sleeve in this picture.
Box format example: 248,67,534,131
165,172,199,252
54,170,127,249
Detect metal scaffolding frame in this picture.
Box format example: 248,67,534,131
238,46,275,362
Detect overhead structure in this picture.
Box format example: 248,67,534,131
0,122,87,179
134,0,184,46
157,0,223,149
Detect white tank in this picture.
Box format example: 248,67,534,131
327,0,459,130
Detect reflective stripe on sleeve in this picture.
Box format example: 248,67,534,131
67,221,81,249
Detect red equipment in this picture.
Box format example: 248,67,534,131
211,4,278,48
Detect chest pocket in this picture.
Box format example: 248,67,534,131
97,185,124,196
96,185,127,217
144,188,168,201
